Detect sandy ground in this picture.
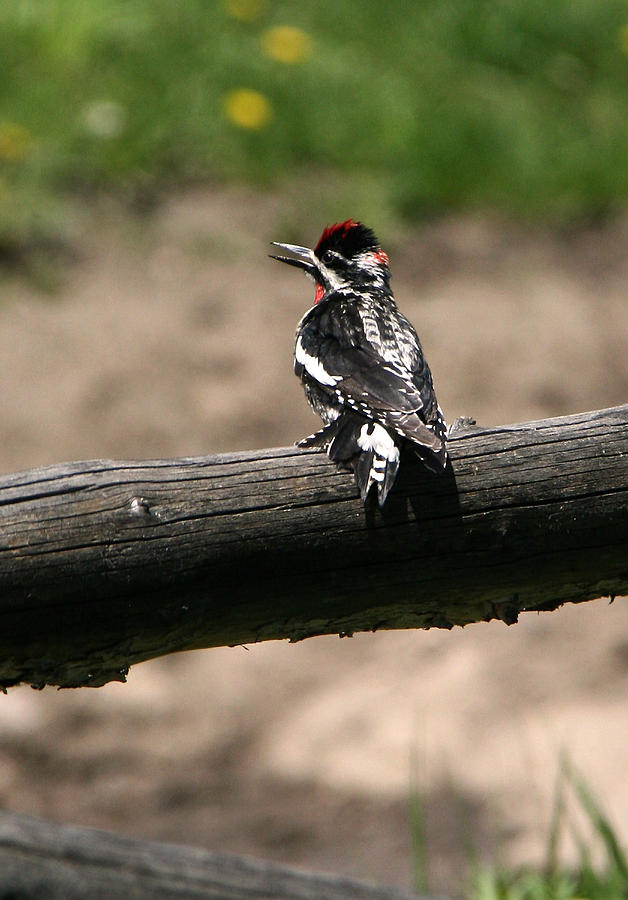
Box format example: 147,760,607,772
0,187,627,894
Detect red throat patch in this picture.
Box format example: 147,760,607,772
314,283,325,304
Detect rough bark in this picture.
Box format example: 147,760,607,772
1,405,627,689
0,810,435,899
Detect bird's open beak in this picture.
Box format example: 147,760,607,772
269,242,317,277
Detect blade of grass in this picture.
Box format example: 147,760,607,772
408,746,429,896
564,760,628,883
545,753,567,880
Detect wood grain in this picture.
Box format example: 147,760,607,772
1,404,627,689
0,810,432,899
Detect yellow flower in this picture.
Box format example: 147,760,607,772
619,23,628,55
261,26,312,65
0,123,33,162
223,88,273,130
222,0,266,23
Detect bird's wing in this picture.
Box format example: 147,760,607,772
296,326,445,458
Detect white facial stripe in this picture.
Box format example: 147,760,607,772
357,423,399,462
295,337,342,387
317,263,343,290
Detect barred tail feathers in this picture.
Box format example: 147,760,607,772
299,414,402,506
324,417,399,506
355,422,400,506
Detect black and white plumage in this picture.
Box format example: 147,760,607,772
271,220,447,506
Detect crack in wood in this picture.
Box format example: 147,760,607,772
0,403,627,688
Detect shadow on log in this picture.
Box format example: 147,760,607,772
0,810,439,899
0,404,627,689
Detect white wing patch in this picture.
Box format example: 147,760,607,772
295,337,342,387
357,423,400,463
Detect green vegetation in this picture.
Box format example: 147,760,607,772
471,762,628,899
410,759,628,899
2,0,628,249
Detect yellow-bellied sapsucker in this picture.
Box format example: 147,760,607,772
271,219,447,506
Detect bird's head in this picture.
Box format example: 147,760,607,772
270,219,390,303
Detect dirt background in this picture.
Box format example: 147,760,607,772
1,187,627,894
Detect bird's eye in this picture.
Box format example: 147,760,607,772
322,250,335,265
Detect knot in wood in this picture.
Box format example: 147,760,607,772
128,496,151,518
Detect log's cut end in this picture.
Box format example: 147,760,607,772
0,404,627,689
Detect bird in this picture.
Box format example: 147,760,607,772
270,219,447,506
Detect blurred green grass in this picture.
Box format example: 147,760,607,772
410,757,628,898
470,760,628,899
2,0,628,251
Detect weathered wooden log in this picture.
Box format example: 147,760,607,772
1,404,627,689
0,810,436,899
